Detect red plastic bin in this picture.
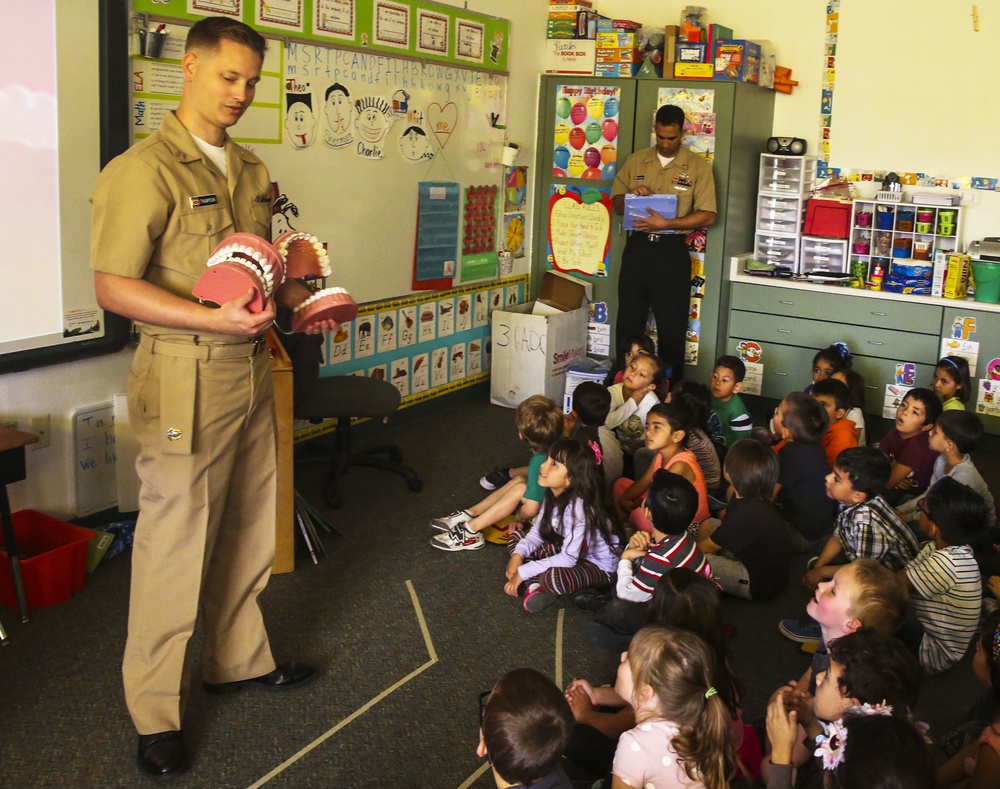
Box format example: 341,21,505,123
0,510,96,611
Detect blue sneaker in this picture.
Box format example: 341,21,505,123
778,616,822,643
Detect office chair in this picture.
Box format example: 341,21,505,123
282,332,422,510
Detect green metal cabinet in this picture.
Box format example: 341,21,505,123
532,77,774,384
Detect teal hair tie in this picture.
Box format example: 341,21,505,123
705,686,717,699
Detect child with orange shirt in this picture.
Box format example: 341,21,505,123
811,378,859,470
614,403,710,532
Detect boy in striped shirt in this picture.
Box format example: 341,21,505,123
574,472,707,645
899,476,989,674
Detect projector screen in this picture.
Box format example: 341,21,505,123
0,0,129,374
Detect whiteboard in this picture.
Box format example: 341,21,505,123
131,25,508,305
832,1,1000,176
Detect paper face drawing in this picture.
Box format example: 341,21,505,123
354,96,395,159
323,83,354,148
399,125,433,163
285,92,317,149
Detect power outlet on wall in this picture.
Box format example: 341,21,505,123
28,414,51,449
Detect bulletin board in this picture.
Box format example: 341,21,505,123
131,3,510,304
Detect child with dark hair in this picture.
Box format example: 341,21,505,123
614,403,710,531
933,354,972,411
811,377,859,469
478,667,575,789
611,333,657,384
606,353,663,461
577,472,707,639
708,354,753,449
697,439,792,601
769,707,934,789
798,447,920,597
766,628,922,785
936,612,1000,788
565,381,623,486
878,386,942,500
434,395,563,551
832,368,868,446
896,409,995,528
667,380,722,492
504,438,624,613
899,476,988,674
773,392,838,552
805,342,853,394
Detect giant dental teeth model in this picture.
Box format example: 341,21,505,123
192,233,285,313
273,231,358,331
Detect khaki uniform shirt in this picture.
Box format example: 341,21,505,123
612,144,717,218
90,111,273,336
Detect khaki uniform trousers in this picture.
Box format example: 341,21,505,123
124,334,278,734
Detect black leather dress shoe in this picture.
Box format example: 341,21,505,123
203,661,317,694
137,730,187,779
572,589,611,614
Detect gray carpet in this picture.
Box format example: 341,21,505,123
0,390,990,787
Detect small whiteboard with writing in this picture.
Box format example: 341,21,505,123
73,402,116,516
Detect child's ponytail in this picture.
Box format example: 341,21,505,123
627,626,735,789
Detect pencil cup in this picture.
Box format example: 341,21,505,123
139,29,168,58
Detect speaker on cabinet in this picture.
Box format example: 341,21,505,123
766,137,807,155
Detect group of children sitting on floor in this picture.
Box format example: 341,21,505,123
436,339,1000,788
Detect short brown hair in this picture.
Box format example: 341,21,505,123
782,391,828,444
515,395,563,454
482,668,573,785
724,438,778,501
845,558,908,635
186,16,267,61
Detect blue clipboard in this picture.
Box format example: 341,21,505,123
623,193,678,234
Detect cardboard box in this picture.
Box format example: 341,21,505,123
550,0,592,6
663,24,679,63
596,18,642,32
596,47,642,63
713,39,761,83
544,39,596,73
596,32,637,48
673,62,714,79
547,11,597,38
490,272,591,408
677,41,707,63
594,62,641,77
944,253,970,299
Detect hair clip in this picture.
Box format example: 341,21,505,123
833,341,853,365
814,719,847,770
588,440,602,465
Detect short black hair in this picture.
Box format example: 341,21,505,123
828,628,922,713
903,387,942,426
325,82,350,100
654,104,686,128
286,92,313,111
571,381,612,427
813,342,852,372
924,477,991,545
833,713,934,789
724,438,778,501
714,355,746,383
935,410,984,454
811,377,850,413
186,15,267,60
620,333,656,359
481,668,573,785
936,355,972,403
835,446,892,499
782,391,829,444
670,380,711,431
644,470,699,535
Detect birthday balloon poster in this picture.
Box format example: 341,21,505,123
553,85,621,181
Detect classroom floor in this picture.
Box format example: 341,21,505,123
0,393,993,788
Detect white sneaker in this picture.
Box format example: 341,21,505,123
430,509,472,531
430,523,485,551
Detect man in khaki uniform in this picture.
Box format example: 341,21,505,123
91,17,335,779
611,104,717,383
